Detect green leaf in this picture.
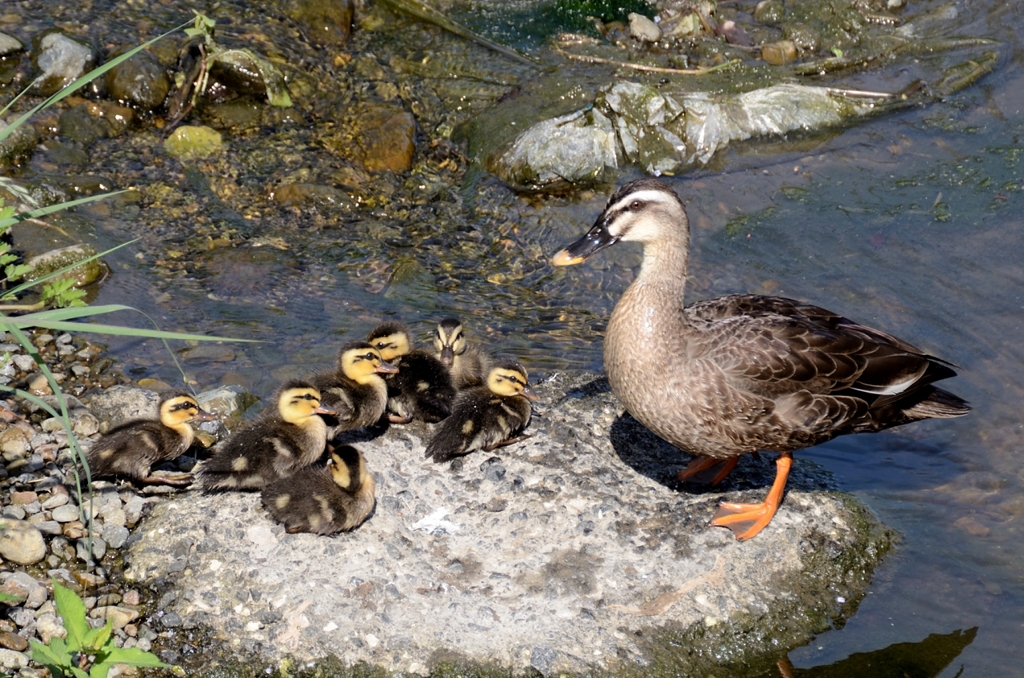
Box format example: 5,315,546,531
100,646,172,668
0,591,20,603
3,238,137,298
82,618,113,652
30,638,70,672
71,667,90,678
0,318,255,342
53,581,90,653
0,190,129,231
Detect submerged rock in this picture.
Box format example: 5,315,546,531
163,125,224,160
31,31,96,97
126,372,894,675
24,243,107,288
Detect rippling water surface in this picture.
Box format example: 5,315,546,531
4,0,1024,675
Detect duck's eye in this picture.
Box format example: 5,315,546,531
630,200,643,210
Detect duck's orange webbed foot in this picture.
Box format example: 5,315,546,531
710,452,792,541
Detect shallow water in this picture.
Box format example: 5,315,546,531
4,0,1024,675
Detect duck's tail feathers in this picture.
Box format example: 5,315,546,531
901,387,971,420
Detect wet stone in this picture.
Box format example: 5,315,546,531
0,32,24,56
105,47,170,111
32,31,95,96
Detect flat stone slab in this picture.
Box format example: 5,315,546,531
125,373,893,675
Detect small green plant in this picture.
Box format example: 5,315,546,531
170,10,291,123
30,580,172,678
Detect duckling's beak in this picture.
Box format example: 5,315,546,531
551,219,620,266
439,346,454,367
376,360,399,374
315,404,338,416
520,386,540,402
192,408,217,422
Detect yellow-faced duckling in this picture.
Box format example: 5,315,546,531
85,392,215,486
197,380,335,492
368,321,456,423
433,317,490,389
307,342,397,438
261,444,376,534
425,357,538,463
552,178,970,541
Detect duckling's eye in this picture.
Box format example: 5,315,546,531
629,200,643,210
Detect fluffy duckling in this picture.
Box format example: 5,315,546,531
425,358,538,463
308,342,397,438
433,318,490,389
368,321,456,423
261,444,376,534
197,380,335,492
85,392,215,486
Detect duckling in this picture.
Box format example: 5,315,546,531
552,178,970,541
368,321,457,423
433,317,490,389
197,380,336,492
261,444,376,534
85,392,215,486
307,342,398,438
425,357,538,463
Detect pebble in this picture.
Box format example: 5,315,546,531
0,647,29,671
90,606,140,630
0,631,28,651
76,536,107,562
0,520,47,565
50,504,80,523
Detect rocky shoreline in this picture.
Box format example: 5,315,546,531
0,331,895,677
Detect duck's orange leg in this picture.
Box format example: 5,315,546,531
677,456,739,486
711,451,792,541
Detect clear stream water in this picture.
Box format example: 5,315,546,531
5,0,1024,675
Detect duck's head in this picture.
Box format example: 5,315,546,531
551,178,687,266
367,322,412,362
159,393,216,427
486,358,539,401
328,444,373,491
433,318,467,367
276,380,336,424
339,341,399,383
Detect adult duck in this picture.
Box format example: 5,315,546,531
552,178,969,541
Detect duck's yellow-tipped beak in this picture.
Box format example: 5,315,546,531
551,218,620,267
550,249,584,267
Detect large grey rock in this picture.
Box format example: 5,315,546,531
125,373,893,675
86,386,160,432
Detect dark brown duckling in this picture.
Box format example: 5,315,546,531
307,342,397,439
433,317,490,389
85,392,215,486
197,380,335,492
552,177,970,541
425,357,538,463
261,444,376,534
368,321,456,423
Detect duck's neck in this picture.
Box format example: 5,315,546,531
637,231,689,296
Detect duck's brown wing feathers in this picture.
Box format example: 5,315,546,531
690,295,969,443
